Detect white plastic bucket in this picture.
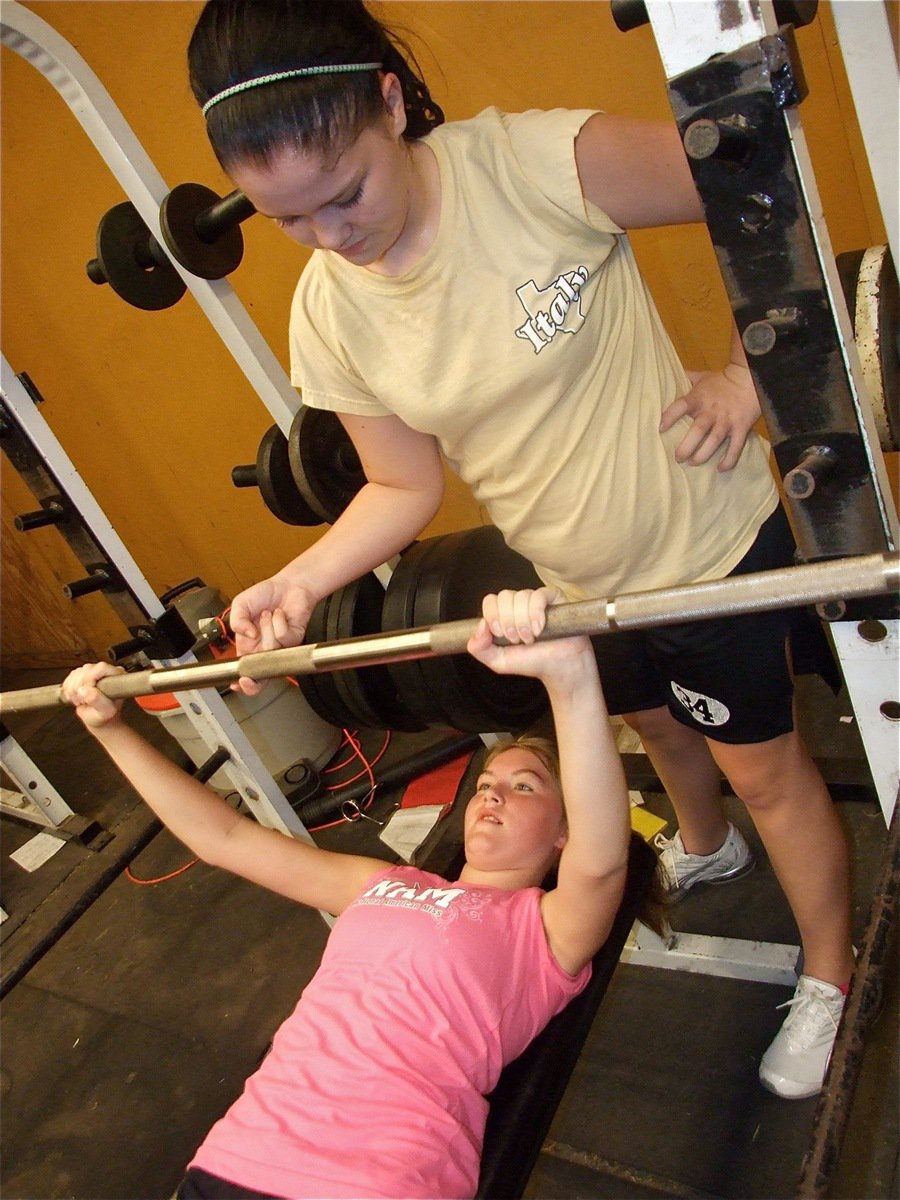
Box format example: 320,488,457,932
137,679,341,792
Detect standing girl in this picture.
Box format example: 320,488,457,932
187,0,854,1099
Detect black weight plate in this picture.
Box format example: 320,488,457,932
329,577,397,731
94,202,186,311
296,591,357,728
295,591,336,724
288,408,331,523
160,183,244,280
381,537,449,727
415,527,547,733
328,579,384,729
408,532,476,729
256,425,323,526
323,578,377,728
334,573,427,732
289,407,366,524
412,530,495,731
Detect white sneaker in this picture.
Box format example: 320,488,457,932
759,975,846,1099
653,823,754,899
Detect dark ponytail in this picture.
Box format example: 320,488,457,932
188,0,444,171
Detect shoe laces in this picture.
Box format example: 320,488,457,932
775,982,842,1048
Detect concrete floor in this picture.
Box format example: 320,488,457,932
1,669,897,1200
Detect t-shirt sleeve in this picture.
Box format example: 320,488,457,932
501,107,625,236
289,262,393,417
519,888,592,1016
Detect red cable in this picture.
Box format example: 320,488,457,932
125,859,198,886
306,728,392,831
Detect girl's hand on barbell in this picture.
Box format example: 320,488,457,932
468,588,592,682
61,662,125,729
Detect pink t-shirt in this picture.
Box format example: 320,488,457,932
190,866,590,1199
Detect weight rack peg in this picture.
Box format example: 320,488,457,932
742,308,805,356
2,551,896,716
107,630,155,664
683,117,756,167
63,566,114,600
15,498,66,531
784,445,839,499
232,425,322,526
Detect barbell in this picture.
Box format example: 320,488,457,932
1,551,896,717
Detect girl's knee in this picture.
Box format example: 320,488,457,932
711,732,814,810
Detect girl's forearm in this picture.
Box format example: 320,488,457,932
276,479,441,602
545,659,631,878
90,721,244,859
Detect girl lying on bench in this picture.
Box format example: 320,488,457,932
62,586,633,1200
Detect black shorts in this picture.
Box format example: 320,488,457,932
590,505,838,744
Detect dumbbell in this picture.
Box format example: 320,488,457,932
232,411,367,527
288,407,366,524
232,425,323,526
86,201,186,311
86,185,256,310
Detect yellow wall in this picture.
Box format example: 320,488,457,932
0,2,887,664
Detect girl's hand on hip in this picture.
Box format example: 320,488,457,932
659,362,761,472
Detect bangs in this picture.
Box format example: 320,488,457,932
206,74,386,171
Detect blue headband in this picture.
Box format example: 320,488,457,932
202,63,383,118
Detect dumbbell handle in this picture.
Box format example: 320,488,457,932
2,551,896,714
86,233,168,285
194,190,256,243
231,465,258,488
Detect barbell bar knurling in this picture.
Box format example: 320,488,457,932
1,551,897,716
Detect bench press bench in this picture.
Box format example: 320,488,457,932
478,833,657,1199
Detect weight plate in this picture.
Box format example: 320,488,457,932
256,425,323,526
408,532,475,729
414,527,548,733
94,202,186,311
296,591,358,728
336,573,426,732
382,538,450,727
324,578,379,729
294,592,333,722
289,407,366,524
160,183,245,280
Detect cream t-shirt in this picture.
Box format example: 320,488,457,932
289,107,777,600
